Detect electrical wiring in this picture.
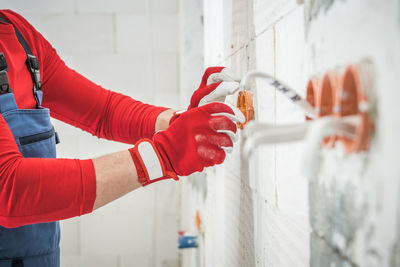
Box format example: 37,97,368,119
239,70,318,119
242,115,360,158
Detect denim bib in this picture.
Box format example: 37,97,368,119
0,14,60,267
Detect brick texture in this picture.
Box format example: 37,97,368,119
181,0,400,266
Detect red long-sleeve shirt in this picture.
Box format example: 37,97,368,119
0,10,167,228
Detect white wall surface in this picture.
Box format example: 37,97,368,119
180,0,400,266
0,1,180,266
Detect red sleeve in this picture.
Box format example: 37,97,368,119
41,60,167,144
0,114,96,228
1,9,167,144
0,10,165,227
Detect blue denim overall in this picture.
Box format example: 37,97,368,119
0,16,60,267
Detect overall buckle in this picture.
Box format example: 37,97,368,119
26,54,42,90
0,53,11,93
0,70,10,93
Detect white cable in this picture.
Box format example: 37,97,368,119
243,115,360,159
239,70,318,119
302,115,360,178
243,121,311,157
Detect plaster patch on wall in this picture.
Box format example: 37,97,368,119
303,0,344,34
390,237,400,267
308,151,371,266
311,233,357,267
389,179,400,267
304,0,338,22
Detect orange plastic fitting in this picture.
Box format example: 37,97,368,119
318,71,340,147
318,72,339,118
237,90,255,129
335,65,373,153
196,211,201,232
305,77,319,120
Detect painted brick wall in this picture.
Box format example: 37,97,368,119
0,1,180,266
180,0,400,266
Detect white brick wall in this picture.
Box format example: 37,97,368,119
0,1,180,266
0,0,75,14
180,0,400,266
76,0,147,14
33,14,115,55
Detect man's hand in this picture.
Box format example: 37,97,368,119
130,102,245,186
91,68,243,209
169,67,240,125
93,102,244,210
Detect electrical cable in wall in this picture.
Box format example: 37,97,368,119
242,61,375,166
239,70,318,119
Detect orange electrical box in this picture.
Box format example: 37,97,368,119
335,65,373,153
237,90,254,129
318,72,340,147
318,71,340,118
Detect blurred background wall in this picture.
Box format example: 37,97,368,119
0,0,184,266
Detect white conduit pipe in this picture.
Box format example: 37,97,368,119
239,70,318,119
302,115,360,177
243,115,360,159
243,121,311,157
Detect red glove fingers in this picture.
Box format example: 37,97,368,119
196,143,226,166
170,67,240,125
207,102,244,145
202,67,239,88
156,102,244,176
199,66,225,87
209,115,237,133
209,116,238,153
194,131,233,151
190,81,240,108
189,67,240,109
130,102,245,186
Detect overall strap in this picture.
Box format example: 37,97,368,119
0,52,17,113
0,15,43,108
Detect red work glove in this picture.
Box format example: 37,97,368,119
170,67,240,124
129,102,245,186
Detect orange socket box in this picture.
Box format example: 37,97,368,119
334,65,373,153
305,63,374,153
320,71,341,147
